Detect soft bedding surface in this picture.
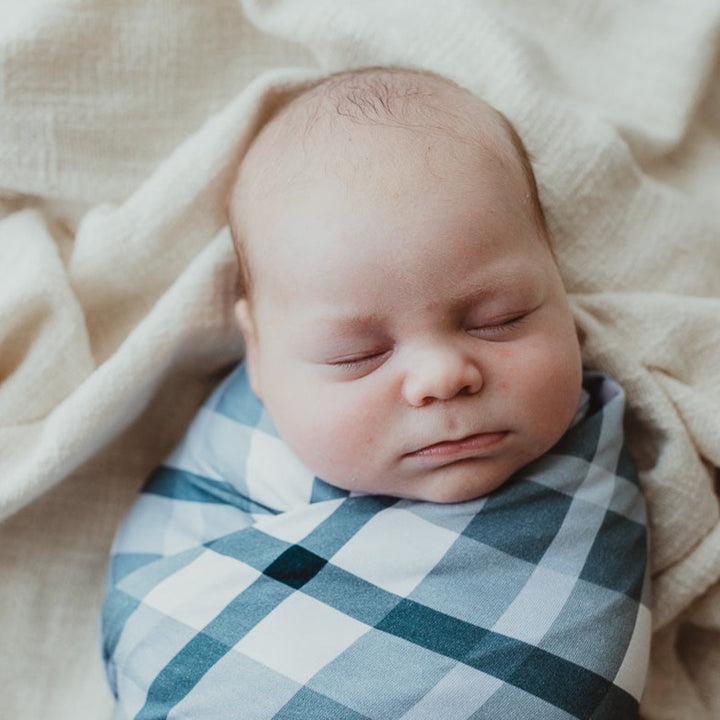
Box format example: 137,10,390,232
103,366,650,720
1,2,719,718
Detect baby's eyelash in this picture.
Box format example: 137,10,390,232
327,350,390,374
493,316,525,330
468,313,528,337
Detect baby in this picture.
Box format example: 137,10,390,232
230,66,583,504
102,68,650,720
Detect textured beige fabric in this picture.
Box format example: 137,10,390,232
0,1,718,717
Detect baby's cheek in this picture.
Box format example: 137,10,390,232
300,405,363,470
326,400,387,475
512,338,580,425
539,359,582,438
328,411,374,459
491,344,535,393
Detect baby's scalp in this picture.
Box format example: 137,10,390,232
228,67,548,301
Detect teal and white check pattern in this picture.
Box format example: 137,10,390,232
102,365,650,720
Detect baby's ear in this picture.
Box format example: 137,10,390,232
235,299,262,399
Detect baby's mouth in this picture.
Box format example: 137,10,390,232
405,432,508,460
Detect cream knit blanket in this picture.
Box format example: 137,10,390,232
1,2,718,718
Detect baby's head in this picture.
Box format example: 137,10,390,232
228,67,582,503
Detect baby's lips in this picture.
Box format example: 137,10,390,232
404,431,509,460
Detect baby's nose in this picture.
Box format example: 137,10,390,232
402,345,483,407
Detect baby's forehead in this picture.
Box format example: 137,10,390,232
229,71,549,304
229,70,534,273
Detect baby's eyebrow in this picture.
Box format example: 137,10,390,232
446,285,503,306
314,313,382,337
303,313,390,350
446,269,544,307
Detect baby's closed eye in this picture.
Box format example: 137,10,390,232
465,312,531,339
325,348,392,377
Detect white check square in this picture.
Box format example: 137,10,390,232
143,550,260,630
491,564,575,644
330,507,459,597
234,592,370,685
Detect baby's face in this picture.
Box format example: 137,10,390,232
235,106,583,503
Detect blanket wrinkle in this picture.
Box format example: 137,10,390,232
652,523,720,631
572,297,719,571
0,208,94,425
1,1,720,718
652,371,720,470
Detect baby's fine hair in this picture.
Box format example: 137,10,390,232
229,66,548,298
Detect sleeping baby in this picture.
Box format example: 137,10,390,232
102,67,651,719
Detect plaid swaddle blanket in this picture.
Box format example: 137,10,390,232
102,365,651,720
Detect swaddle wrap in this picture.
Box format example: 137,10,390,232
102,365,650,720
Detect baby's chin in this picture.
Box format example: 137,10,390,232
401,474,511,504
341,462,517,505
